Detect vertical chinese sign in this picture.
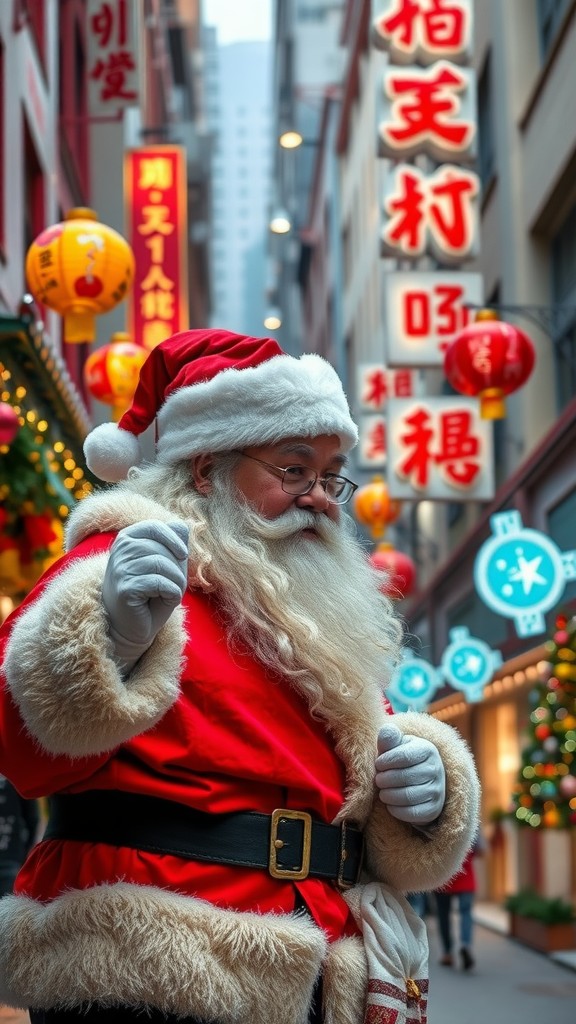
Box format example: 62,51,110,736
125,146,189,351
87,0,139,117
357,364,416,469
371,0,493,502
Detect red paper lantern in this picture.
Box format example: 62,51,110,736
84,332,147,420
443,309,536,419
0,402,20,445
369,542,416,599
352,475,402,540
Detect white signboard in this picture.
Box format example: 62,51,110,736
371,0,473,66
386,396,494,500
357,364,415,410
87,0,139,117
383,271,484,366
380,163,480,264
378,62,477,162
358,415,387,469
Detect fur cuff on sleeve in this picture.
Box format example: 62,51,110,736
363,712,480,893
4,554,186,758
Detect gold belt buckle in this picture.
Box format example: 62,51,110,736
269,808,312,881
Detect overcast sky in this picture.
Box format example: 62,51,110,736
203,0,272,43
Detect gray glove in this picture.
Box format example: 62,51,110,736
102,520,189,673
375,721,446,826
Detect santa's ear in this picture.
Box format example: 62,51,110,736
191,453,214,494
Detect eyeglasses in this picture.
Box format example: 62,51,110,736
232,451,358,505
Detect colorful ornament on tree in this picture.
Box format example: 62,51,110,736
352,475,402,539
443,308,536,419
84,332,147,421
25,208,135,343
0,402,20,445
511,613,576,828
369,542,416,599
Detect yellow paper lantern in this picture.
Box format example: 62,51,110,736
84,332,147,421
25,208,135,344
352,475,402,540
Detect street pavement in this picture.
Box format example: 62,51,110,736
1,912,576,1024
426,912,576,1024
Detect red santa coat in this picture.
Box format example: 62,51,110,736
0,489,480,1023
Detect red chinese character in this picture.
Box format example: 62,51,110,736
392,370,413,397
375,0,467,57
383,63,473,154
363,369,388,408
90,51,137,101
383,165,478,260
397,408,434,489
91,0,128,48
384,168,427,257
366,420,387,461
435,410,480,486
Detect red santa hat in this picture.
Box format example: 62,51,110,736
84,328,359,482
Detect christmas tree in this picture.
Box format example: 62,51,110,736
511,613,576,829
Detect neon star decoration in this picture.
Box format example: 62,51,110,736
388,650,442,710
440,626,502,702
474,510,576,637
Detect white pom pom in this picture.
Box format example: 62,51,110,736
83,422,142,482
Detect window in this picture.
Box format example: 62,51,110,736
551,203,576,412
477,52,496,193
547,487,576,607
536,0,571,58
446,591,508,648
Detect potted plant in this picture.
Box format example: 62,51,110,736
504,889,576,953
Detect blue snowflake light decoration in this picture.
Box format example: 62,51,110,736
474,510,576,637
387,650,442,711
440,626,502,702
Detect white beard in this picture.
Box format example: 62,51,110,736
125,460,402,719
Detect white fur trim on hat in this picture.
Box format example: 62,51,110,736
156,353,358,465
84,421,143,483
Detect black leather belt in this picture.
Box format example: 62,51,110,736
44,790,364,889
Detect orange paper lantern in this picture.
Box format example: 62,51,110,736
352,475,402,539
84,332,147,421
25,208,135,344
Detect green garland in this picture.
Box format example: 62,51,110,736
0,418,75,524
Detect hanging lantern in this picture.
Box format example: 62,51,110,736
0,402,20,445
84,332,147,421
25,208,135,344
353,475,402,540
369,542,416,599
443,309,536,419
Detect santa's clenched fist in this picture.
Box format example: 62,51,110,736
375,721,446,826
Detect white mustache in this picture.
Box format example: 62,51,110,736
241,506,334,542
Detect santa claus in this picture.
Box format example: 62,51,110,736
0,330,479,1024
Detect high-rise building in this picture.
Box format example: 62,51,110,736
204,31,272,335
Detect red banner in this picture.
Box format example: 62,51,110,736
124,146,188,351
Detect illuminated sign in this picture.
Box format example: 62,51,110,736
125,146,189,350
378,61,477,162
440,626,502,702
387,396,494,500
388,650,442,710
358,415,387,468
371,0,473,66
357,364,415,410
383,271,483,366
380,163,480,263
87,0,139,117
474,511,576,637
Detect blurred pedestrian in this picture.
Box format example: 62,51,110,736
434,834,484,970
0,774,40,897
